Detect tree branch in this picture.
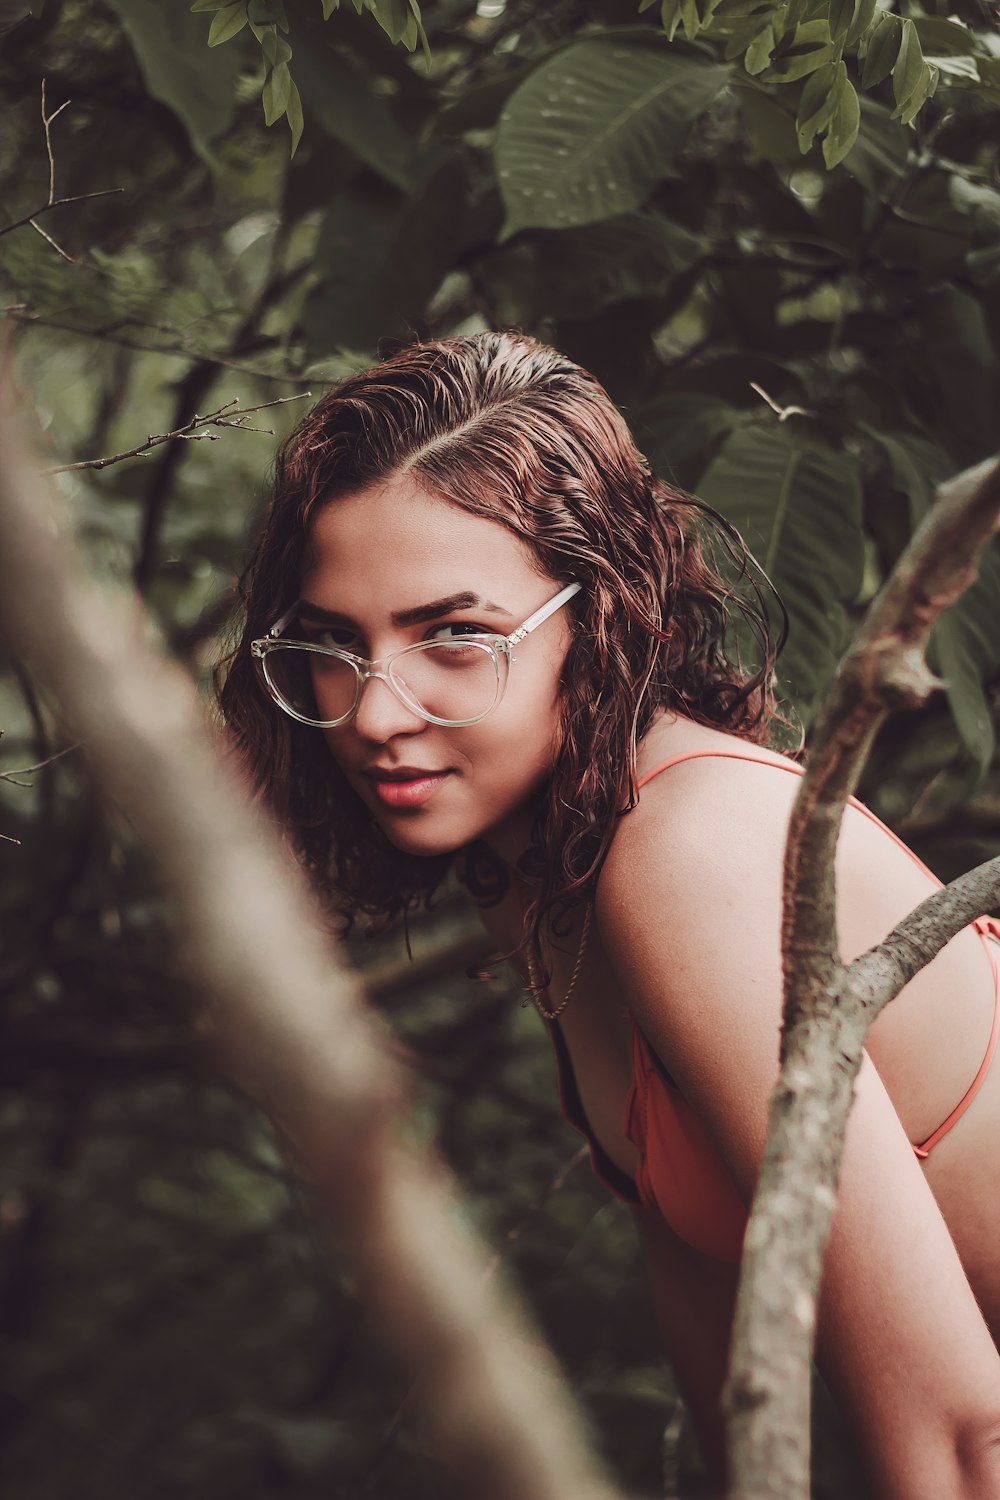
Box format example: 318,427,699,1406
0,83,123,260
42,394,310,474
724,452,1000,1498
0,741,78,785
0,376,621,1500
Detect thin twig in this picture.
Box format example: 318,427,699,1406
43,393,311,474
0,742,79,786
41,82,71,203
0,189,124,241
0,83,123,260
750,383,813,423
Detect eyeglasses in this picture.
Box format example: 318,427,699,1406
250,581,581,729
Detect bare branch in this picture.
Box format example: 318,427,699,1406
0,377,622,1500
749,382,814,423
26,215,73,263
724,452,1000,1497
43,394,311,474
0,85,123,258
0,742,79,786
0,189,125,242
849,859,1000,1019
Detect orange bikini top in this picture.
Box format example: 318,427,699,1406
545,749,1000,1264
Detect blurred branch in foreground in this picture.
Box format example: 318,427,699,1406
0,377,625,1500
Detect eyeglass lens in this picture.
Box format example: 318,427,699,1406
263,640,504,726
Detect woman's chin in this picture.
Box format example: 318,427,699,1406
373,814,469,859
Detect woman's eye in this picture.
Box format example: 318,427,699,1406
430,622,491,643
304,626,358,650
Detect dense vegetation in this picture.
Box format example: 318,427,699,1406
1,1,998,1494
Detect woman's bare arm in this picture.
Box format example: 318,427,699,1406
597,758,1000,1500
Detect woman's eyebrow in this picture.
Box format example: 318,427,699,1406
296,592,513,628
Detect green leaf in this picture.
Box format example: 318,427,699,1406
722,18,770,60
697,426,864,724
861,11,901,88
892,18,924,110
660,0,683,37
795,59,841,153
745,24,776,74
912,15,978,57
822,74,859,167
496,39,730,237
321,0,339,13
190,0,230,11
262,60,291,124
894,62,934,126
110,0,239,159
827,0,856,44
845,0,876,49
258,25,290,64
286,77,304,155
680,0,702,40
208,0,248,45
371,0,410,44
761,23,835,82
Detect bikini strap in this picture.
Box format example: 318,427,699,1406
636,748,944,887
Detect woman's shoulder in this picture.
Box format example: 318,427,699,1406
598,720,796,932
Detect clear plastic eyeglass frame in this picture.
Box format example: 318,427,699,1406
250,580,582,729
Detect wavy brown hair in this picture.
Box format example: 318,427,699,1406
217,331,792,984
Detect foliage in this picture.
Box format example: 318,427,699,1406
1,0,1000,1495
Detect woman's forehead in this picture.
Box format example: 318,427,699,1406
302,477,538,594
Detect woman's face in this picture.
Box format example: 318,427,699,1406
298,473,574,865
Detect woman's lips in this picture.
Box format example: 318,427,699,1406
369,772,452,809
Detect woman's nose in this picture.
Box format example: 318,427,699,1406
350,670,426,740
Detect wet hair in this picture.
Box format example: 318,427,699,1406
217,330,794,986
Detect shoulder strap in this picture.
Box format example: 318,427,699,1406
635,748,947,889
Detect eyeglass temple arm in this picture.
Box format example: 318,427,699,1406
267,603,300,639
506,581,581,646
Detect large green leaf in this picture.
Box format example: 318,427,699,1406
697,425,864,723
875,431,1000,771
495,38,729,238
108,0,240,159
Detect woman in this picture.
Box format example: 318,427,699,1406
219,331,1000,1498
